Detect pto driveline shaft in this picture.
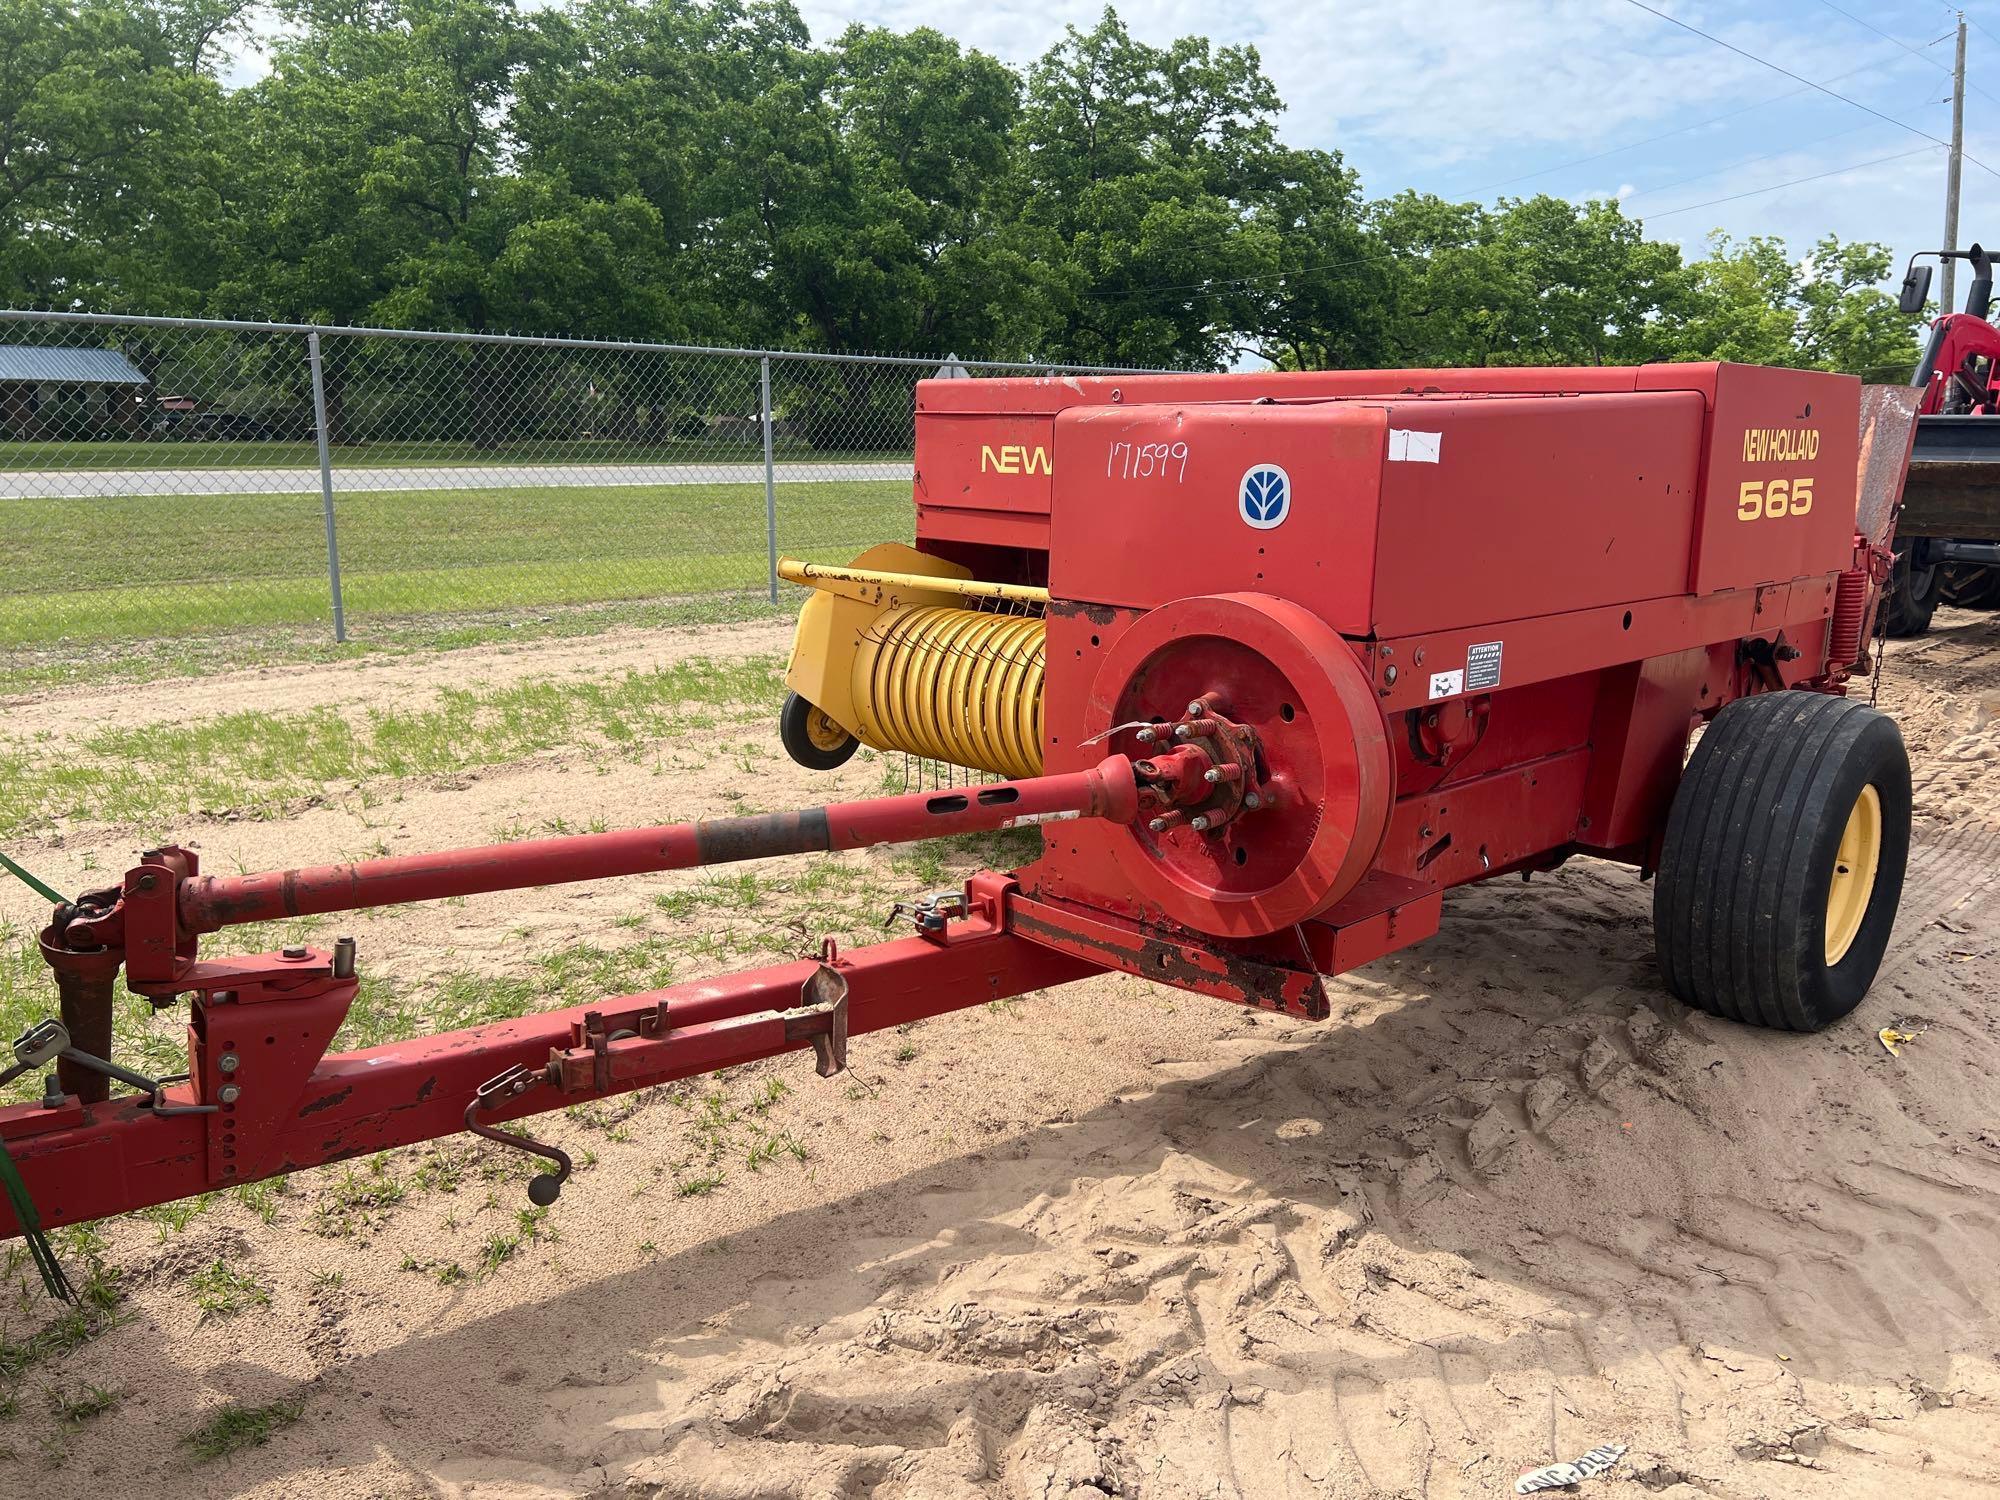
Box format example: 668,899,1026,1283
176,758,1137,933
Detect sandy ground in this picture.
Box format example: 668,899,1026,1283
1,608,1997,1499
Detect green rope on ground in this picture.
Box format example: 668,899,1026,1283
0,848,64,906
0,1136,72,1303
0,847,74,1300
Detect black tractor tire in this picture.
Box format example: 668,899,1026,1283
1937,563,2000,610
779,691,860,770
1654,691,1909,1032
1882,540,1940,637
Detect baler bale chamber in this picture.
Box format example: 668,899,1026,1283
0,361,1920,1257
779,362,1920,1021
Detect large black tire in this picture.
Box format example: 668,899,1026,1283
1882,540,1940,637
1654,692,1909,1032
1937,563,2000,610
779,690,860,770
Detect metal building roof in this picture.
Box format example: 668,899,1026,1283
0,346,150,384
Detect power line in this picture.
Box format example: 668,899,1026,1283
1092,126,1939,308
1810,0,2000,107
1621,0,2000,178
1951,7,2000,108
1090,141,1943,312
1619,119,1882,203
1639,144,1942,222
1621,73,1947,203
1812,0,1950,74
1448,46,1934,199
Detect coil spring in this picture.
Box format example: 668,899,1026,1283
1827,567,1869,668
855,605,1045,779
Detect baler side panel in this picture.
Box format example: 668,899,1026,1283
1657,363,1862,595
1368,391,1707,637
913,367,1650,419
914,411,1058,550
911,368,1657,557
1047,402,1388,631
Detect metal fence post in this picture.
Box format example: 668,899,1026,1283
761,354,778,604
307,331,348,642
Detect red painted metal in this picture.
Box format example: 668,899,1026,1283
1914,311,2000,416
1070,593,1392,937
2,358,1913,1246
1007,892,1330,1019
177,758,1136,938
0,889,1101,1235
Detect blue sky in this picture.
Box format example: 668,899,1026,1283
790,0,2000,301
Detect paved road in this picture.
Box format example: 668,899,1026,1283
0,460,912,500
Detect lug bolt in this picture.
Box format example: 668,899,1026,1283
218,1052,240,1074
1186,700,1207,717
1203,764,1242,785
1148,817,1168,832
1244,793,1263,811
217,1083,241,1106
1173,724,1193,739
1135,727,1156,743
1190,815,1212,832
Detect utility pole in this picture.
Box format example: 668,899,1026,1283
1944,12,1967,314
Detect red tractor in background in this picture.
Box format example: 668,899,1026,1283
1886,243,2000,632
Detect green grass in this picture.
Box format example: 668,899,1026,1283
0,591,793,696
0,436,899,471
46,1382,119,1425
1,478,904,650
0,654,782,838
187,1258,270,1318
181,1392,306,1462
332,932,688,1054
0,916,326,1105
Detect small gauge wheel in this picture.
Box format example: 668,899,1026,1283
780,691,860,770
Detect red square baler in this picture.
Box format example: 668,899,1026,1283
0,363,1918,1249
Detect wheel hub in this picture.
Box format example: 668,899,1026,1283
1825,783,1883,964
1086,593,1393,938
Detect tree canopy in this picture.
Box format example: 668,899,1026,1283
0,0,1925,375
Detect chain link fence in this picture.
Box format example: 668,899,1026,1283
0,310,1139,672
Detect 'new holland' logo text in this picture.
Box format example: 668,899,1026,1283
980,444,1051,475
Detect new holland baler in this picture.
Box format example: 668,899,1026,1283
0,361,1919,1273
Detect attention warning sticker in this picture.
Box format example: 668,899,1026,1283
1465,641,1503,691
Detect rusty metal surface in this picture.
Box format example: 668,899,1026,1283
38,928,120,1106
1858,384,1923,546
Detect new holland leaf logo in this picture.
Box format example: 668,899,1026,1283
1238,464,1290,530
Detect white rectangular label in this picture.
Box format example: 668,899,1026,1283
1388,428,1442,463
1427,669,1464,700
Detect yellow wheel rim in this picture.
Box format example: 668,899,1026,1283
1825,784,1883,964
804,706,851,754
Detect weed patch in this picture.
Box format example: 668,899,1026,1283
182,1392,307,1462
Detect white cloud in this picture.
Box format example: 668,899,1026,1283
790,0,1993,294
